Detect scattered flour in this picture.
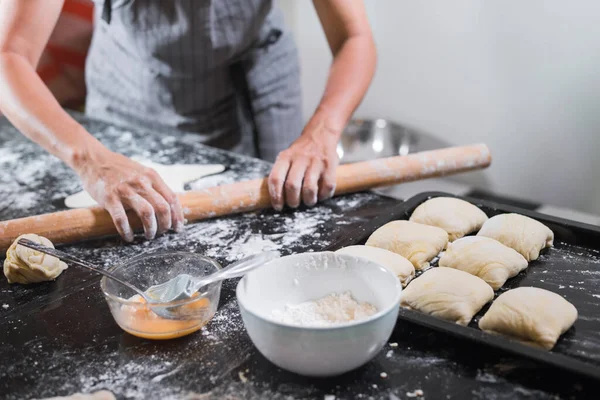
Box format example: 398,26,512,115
238,371,248,383
271,291,377,327
476,370,499,383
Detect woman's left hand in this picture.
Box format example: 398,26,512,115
268,117,340,210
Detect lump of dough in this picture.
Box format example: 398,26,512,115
335,245,415,287
400,267,494,326
365,220,448,270
479,287,577,350
409,197,488,241
439,236,528,290
477,213,554,261
3,234,68,284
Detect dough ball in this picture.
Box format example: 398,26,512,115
479,287,577,350
365,221,448,270
400,267,494,326
335,245,415,287
3,234,68,284
409,197,488,241
439,236,528,290
477,213,554,261
38,391,116,400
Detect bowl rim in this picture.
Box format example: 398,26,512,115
235,251,402,331
100,251,222,307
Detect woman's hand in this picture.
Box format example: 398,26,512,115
268,116,340,210
0,1,185,241
73,145,184,242
268,0,375,211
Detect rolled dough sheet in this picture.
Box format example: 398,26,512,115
64,157,225,209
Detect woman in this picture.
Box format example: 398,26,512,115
0,0,376,242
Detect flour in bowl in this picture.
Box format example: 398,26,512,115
271,291,377,327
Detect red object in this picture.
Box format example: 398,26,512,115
36,0,94,110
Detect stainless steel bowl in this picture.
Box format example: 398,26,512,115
337,119,449,164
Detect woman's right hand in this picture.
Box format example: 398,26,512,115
72,145,184,242
0,1,184,242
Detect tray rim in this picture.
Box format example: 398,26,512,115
325,191,600,382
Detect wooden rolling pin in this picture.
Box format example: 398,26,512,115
0,144,491,251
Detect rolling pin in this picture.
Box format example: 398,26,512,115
0,144,491,251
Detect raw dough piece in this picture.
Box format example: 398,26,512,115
479,287,577,350
65,158,225,208
38,391,116,400
400,267,494,325
409,197,488,241
365,221,448,270
439,236,528,290
335,245,415,287
3,234,68,284
477,213,554,261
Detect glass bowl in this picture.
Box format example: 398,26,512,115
101,252,221,340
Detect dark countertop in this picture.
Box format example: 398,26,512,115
1,113,599,400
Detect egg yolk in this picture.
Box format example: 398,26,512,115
117,294,210,340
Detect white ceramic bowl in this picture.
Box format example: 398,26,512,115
236,251,402,377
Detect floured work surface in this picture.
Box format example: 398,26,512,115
2,114,599,399
325,191,600,381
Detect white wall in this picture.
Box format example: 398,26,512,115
278,1,600,213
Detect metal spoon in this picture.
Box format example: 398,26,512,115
16,238,170,313
144,250,280,303
17,239,278,319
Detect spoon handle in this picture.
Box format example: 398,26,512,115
17,239,146,297
191,250,280,292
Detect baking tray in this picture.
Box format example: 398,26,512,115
324,191,600,381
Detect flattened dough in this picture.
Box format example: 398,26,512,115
409,197,488,241
477,213,554,261
400,267,494,325
335,245,415,287
65,158,225,208
39,391,116,400
365,221,448,270
3,234,68,284
479,287,577,350
439,236,528,290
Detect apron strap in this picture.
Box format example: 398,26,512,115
230,61,261,158
102,0,112,24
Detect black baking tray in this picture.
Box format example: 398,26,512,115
324,192,600,381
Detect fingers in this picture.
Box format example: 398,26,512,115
171,196,185,232
148,169,184,232
126,173,172,236
108,177,180,241
268,156,291,211
105,200,134,242
270,139,339,211
269,154,338,210
318,158,337,201
284,158,309,208
142,186,172,235
121,189,158,240
302,161,321,207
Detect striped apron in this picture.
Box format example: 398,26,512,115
86,0,303,161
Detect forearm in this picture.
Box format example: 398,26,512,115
0,52,102,169
309,36,376,140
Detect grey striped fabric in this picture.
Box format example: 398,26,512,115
86,0,303,161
